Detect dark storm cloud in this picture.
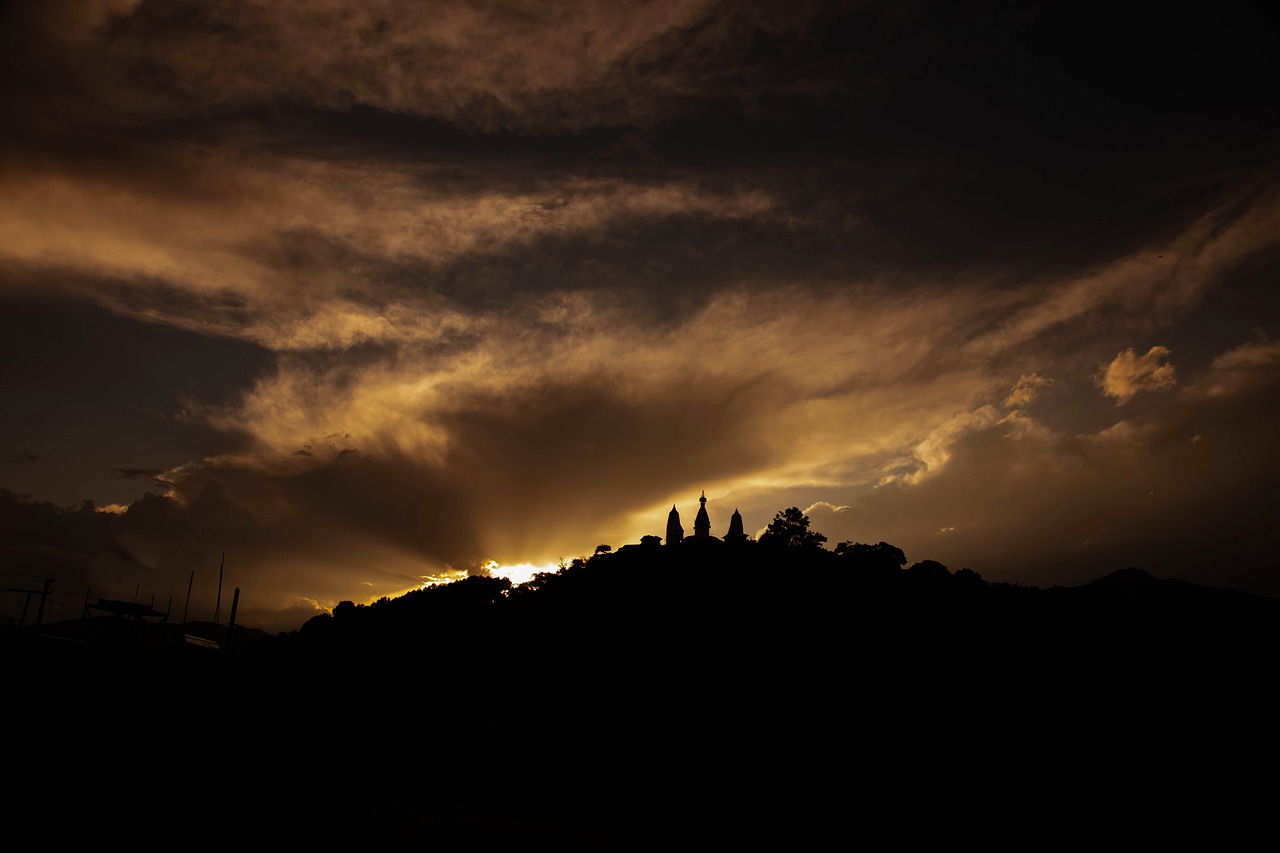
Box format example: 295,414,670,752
2,1,876,134
0,289,271,506
2,0,1278,630
4,0,1272,328
1,475,350,632
112,467,171,483
0,485,232,626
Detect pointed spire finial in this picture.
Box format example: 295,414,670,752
694,490,711,537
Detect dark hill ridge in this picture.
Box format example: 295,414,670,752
4,550,1278,849
1050,566,1280,649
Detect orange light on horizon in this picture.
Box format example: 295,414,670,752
485,560,554,585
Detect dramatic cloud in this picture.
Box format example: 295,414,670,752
1095,346,1177,406
2,1,1278,631
802,335,1280,591
1003,373,1053,410
5,0,882,135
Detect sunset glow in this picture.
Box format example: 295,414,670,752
1,1,1276,634
485,562,555,586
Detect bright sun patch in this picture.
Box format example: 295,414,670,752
486,561,554,585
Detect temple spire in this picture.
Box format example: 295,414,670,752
725,508,746,543
694,491,711,538
666,504,684,545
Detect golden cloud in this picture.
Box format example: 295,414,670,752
1094,346,1177,405
1003,372,1054,409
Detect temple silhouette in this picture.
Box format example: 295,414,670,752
664,491,748,546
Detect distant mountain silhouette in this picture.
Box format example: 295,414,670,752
1052,566,1280,648
4,546,1278,848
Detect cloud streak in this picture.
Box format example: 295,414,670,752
2,1,1279,631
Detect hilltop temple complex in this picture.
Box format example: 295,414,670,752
665,492,748,546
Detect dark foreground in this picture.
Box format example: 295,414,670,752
5,551,1278,849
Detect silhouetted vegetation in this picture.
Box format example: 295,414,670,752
4,520,1279,849
761,505,828,549
834,539,907,576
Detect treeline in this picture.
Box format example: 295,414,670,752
9,512,1279,847
213,520,1280,847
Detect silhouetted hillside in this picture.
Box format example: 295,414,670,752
4,547,1278,849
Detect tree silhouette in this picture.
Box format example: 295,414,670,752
834,541,907,574
764,506,828,549
908,559,950,581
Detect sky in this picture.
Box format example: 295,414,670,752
2,0,1278,633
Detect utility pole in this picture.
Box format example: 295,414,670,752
182,570,194,625
10,579,55,629
34,578,53,628
213,552,224,624
78,586,89,641
227,587,240,657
